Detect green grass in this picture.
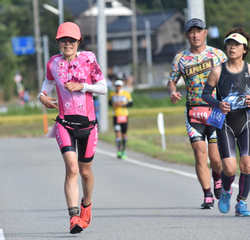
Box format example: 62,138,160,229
0,91,240,172
129,92,186,108
1,89,186,117
0,104,42,116
99,114,196,165
0,109,241,174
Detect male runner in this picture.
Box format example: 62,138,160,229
167,18,226,209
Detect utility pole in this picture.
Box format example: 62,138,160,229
33,0,44,91
97,0,108,133
186,0,205,22
186,0,206,44
58,0,64,25
88,0,96,55
144,19,153,86
43,35,49,74
131,0,138,85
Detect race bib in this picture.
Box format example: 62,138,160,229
189,106,212,125
117,116,127,124
206,107,225,129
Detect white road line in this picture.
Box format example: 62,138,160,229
0,229,5,240
96,148,239,189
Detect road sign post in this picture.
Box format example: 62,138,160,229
157,112,166,151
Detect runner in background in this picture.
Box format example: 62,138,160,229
202,27,250,216
167,18,226,209
109,79,133,160
38,22,107,234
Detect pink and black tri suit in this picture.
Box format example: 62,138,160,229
44,51,106,162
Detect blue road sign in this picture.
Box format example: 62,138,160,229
11,36,35,55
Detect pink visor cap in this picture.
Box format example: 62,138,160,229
56,22,82,40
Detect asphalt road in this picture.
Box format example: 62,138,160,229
0,138,248,240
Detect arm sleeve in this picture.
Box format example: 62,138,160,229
81,79,107,95
108,92,114,106
202,83,220,108
124,101,133,107
123,92,133,107
41,78,55,95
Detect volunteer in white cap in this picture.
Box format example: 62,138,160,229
109,79,133,159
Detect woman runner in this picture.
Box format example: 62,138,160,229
202,27,250,216
38,22,107,233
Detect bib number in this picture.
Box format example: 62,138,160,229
206,107,225,129
117,116,127,124
189,106,212,125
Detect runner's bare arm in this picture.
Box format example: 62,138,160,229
113,102,123,108
39,95,59,110
38,79,59,110
167,80,182,104
206,65,221,87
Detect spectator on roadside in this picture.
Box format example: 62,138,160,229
23,90,29,103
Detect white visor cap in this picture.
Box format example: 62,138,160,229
114,80,124,86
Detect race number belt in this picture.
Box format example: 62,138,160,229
188,106,212,125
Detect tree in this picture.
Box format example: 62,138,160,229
0,1,33,101
134,0,186,12
205,0,250,62
0,0,73,101
134,0,250,61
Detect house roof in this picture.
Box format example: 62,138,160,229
107,11,177,33
63,0,89,16
56,0,141,17
50,0,89,16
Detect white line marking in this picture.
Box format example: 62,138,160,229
0,229,5,240
96,148,239,189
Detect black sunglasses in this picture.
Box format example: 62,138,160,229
58,37,77,43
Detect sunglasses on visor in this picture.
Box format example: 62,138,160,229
58,37,77,43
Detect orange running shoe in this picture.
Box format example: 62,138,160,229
69,215,83,234
80,199,92,229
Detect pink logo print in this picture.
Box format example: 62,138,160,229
206,53,213,58
78,103,84,109
188,132,194,137
185,56,194,60
65,102,70,108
